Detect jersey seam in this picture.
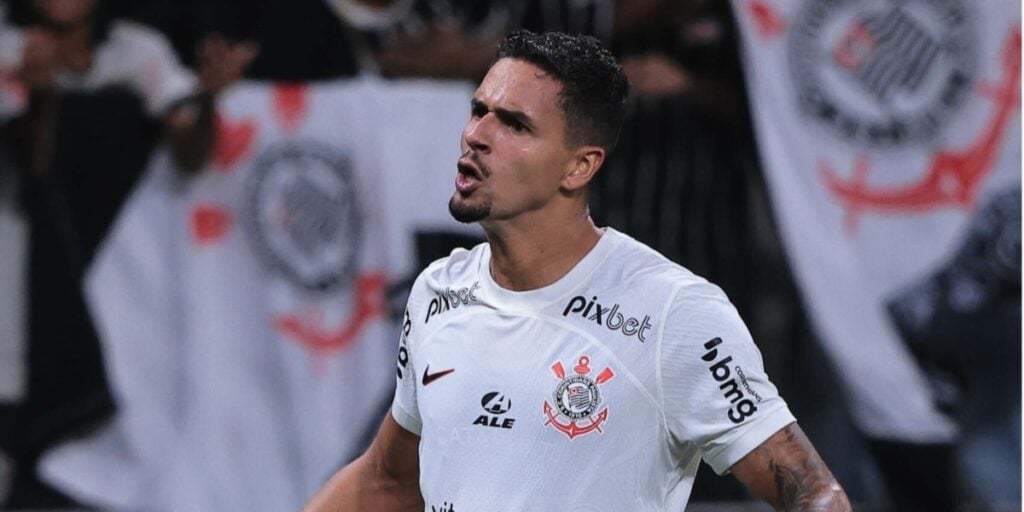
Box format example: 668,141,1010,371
656,281,699,459
534,312,662,412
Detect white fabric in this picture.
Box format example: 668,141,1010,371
392,228,794,511
732,0,1021,441
40,76,480,511
327,0,416,30
0,3,23,72
0,159,26,402
54,20,196,116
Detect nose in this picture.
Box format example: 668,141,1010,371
462,115,490,154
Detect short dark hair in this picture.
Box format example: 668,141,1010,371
497,30,629,151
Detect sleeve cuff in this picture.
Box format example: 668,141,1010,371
704,406,797,475
391,400,422,435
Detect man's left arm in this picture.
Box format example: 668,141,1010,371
730,422,851,511
164,35,257,173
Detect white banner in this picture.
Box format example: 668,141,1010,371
733,0,1020,442
40,77,478,510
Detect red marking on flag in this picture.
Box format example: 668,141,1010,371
748,0,785,41
550,361,566,379
190,204,233,245
213,114,257,171
273,273,388,354
273,83,309,135
821,28,1021,235
832,23,875,71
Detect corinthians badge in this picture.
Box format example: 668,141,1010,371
788,0,977,148
242,142,362,293
543,355,615,440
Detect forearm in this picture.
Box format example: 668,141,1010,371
165,91,215,173
768,464,851,511
732,424,852,512
303,453,423,512
22,88,58,178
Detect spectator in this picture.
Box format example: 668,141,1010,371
0,0,257,176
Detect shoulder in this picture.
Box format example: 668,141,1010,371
602,228,712,296
106,20,176,54
599,229,744,341
406,242,486,312
413,242,486,289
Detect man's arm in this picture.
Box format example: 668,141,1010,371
302,412,423,512
164,35,257,173
730,422,852,511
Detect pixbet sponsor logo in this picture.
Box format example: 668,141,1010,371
424,282,480,323
472,391,515,429
562,296,653,342
702,337,759,424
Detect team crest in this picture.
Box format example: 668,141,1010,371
242,141,363,293
788,0,977,148
543,355,615,440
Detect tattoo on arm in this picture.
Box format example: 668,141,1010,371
768,429,830,510
733,423,852,511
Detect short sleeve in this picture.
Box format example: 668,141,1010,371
115,23,197,117
660,283,796,475
390,270,430,435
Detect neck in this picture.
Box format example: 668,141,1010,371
483,204,602,292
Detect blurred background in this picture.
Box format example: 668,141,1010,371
0,0,1019,510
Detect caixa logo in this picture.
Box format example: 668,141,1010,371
702,337,759,424
424,282,480,323
562,296,653,342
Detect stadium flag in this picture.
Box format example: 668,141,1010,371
39,77,477,510
734,0,1020,442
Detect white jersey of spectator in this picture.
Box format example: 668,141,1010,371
0,16,195,119
54,20,196,116
392,227,795,510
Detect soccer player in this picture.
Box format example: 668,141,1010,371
304,30,851,511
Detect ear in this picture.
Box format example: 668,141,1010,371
561,146,605,192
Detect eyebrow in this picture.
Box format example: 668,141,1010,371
471,98,535,131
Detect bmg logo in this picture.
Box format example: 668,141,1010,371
702,337,758,424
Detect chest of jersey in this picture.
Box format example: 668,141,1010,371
413,309,670,508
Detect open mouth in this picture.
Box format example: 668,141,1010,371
457,157,483,180
455,157,484,193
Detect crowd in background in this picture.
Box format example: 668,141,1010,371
0,0,1019,510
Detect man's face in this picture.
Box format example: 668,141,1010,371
32,0,97,29
449,58,577,224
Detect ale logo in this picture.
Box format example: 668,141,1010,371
473,391,515,430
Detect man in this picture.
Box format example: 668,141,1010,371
305,30,851,511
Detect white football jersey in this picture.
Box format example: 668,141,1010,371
392,228,796,510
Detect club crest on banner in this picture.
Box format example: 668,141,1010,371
774,0,1020,232
789,0,977,148
242,141,386,357
243,142,363,293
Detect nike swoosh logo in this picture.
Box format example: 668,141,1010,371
422,365,455,386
